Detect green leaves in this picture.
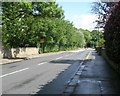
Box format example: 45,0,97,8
2,2,34,47
92,2,114,29
2,2,93,52
104,1,120,64
32,2,64,18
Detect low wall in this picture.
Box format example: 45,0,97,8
0,42,2,59
101,49,120,75
0,49,2,59
1,47,39,58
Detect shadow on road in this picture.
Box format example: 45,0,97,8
34,52,120,95
34,59,92,95
50,59,81,64
49,58,93,65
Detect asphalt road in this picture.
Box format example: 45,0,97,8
1,49,90,94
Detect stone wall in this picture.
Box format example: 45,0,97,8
0,47,39,58
0,49,2,59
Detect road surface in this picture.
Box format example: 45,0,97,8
2,49,90,94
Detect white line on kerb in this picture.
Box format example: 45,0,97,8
0,68,29,78
86,51,91,60
38,62,47,65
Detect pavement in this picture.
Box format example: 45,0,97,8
63,50,120,95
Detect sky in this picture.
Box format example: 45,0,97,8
56,1,98,31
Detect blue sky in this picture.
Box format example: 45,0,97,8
56,1,98,31
57,2,93,18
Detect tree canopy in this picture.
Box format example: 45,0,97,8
92,1,115,29
2,2,96,53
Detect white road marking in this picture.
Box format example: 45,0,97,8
55,57,63,60
0,68,29,78
55,54,73,60
80,61,84,65
38,62,47,66
64,55,70,57
69,53,73,56
86,51,91,60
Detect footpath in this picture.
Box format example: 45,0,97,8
64,50,120,95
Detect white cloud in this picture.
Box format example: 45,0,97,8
70,14,98,31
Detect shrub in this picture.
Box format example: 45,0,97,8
104,1,120,64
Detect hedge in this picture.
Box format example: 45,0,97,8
104,1,120,65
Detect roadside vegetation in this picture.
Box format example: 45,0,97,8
104,2,120,65
2,2,101,53
93,1,120,73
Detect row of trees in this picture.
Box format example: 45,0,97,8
2,2,96,53
2,2,103,53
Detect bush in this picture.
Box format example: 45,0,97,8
96,46,102,55
104,1,120,64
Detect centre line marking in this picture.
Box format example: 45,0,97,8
0,68,29,78
38,62,47,65
55,57,63,60
64,55,69,57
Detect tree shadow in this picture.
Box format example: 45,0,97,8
33,55,120,95
29,51,120,95
3,48,13,59
49,58,93,65
49,59,81,65
13,48,20,58
33,59,93,95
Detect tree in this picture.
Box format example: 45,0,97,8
2,1,88,54
79,29,92,47
90,30,104,48
32,2,65,52
92,1,115,29
2,2,33,48
2,1,64,48
32,2,64,19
